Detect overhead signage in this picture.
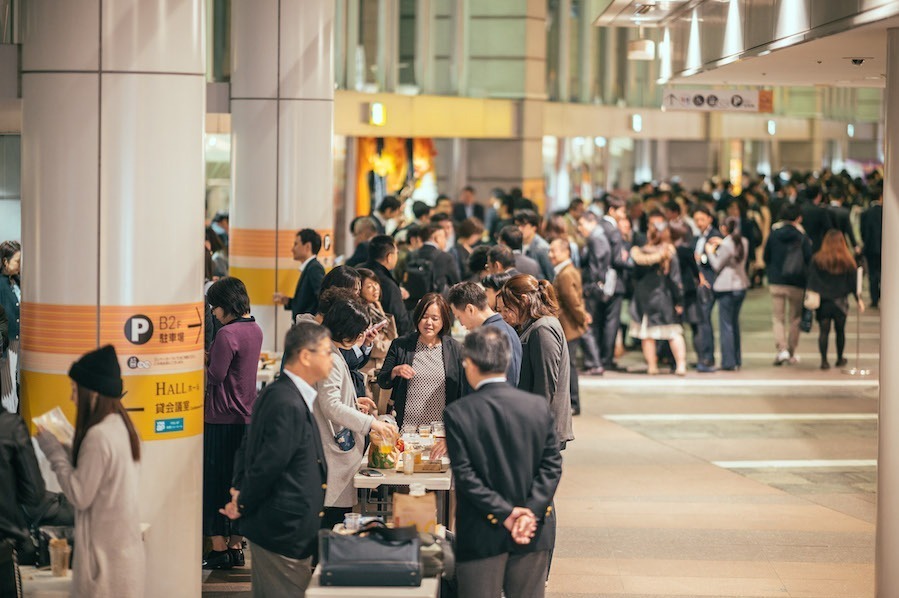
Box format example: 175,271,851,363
662,88,773,113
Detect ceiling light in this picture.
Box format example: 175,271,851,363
635,4,655,16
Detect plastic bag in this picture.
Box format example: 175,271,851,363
33,407,74,445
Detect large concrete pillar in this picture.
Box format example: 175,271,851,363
229,0,335,352
19,2,205,595
876,26,899,598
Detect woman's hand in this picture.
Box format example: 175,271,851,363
371,419,398,442
356,396,378,414
392,364,416,380
858,298,866,313
429,439,448,460
35,427,61,455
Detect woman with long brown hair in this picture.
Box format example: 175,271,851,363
497,274,573,448
807,229,863,369
36,345,144,597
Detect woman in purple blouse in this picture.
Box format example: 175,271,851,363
202,277,263,571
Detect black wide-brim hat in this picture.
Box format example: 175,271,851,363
68,344,125,398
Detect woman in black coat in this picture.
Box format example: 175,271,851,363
377,293,465,457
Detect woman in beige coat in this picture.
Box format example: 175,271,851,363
36,345,144,598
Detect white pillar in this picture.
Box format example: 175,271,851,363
415,0,436,94
578,6,594,103
877,26,899,598
377,0,398,92
230,0,335,352
451,0,469,95
20,2,205,596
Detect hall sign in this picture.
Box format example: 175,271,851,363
662,88,773,113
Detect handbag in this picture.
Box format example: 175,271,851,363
327,420,356,452
319,523,422,587
803,289,821,310
800,307,814,333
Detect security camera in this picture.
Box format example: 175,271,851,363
851,58,865,66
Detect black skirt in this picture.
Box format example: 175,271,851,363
202,422,247,537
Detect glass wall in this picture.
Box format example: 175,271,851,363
0,135,21,242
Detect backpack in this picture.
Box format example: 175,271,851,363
781,238,805,282
403,254,436,303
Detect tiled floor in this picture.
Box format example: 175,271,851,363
202,288,879,597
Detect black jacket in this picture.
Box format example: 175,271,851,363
287,258,325,320
763,223,812,287
452,202,486,223
365,260,413,335
233,376,327,560
861,203,883,257
409,244,461,296
801,203,835,252
0,413,45,543
346,242,369,267
377,332,466,427
827,204,858,250
444,381,562,562
0,275,19,345
512,253,542,279
807,262,858,301
599,217,627,295
0,304,7,355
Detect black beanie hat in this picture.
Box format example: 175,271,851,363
68,345,124,398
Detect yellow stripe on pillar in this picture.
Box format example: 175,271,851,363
230,266,301,307
21,370,204,441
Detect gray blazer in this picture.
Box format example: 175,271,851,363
708,236,750,292
517,316,574,447
313,345,375,508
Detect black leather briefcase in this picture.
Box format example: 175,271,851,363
318,523,422,587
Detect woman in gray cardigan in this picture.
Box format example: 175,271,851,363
497,274,573,449
707,217,750,371
317,298,398,530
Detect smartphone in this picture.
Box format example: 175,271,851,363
372,319,389,331
359,469,384,477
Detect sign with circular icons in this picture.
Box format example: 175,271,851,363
692,94,705,107
125,315,154,345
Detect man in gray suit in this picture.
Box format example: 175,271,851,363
577,212,611,376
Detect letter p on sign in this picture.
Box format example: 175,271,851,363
125,315,154,345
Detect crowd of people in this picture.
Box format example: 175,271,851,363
0,165,885,598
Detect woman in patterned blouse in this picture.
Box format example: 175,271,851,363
378,293,466,457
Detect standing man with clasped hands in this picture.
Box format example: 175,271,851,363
444,327,563,598
221,321,333,597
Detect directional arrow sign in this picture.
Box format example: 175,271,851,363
661,88,773,113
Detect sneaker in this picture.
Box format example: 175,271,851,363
773,350,790,366
788,354,800,365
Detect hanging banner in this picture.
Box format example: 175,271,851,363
662,88,774,113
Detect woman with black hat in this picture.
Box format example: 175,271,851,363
36,344,144,598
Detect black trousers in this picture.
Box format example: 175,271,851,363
590,294,623,368
203,423,247,537
866,253,881,307
567,340,580,410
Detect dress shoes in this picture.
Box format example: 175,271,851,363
229,547,245,567
202,549,233,570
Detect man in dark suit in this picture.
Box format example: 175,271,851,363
692,206,724,372
365,234,413,335
222,321,332,596
576,212,611,375
487,245,521,277
598,196,628,370
826,189,859,254
800,185,834,252
861,188,883,308
453,186,486,223
448,282,522,385
445,327,562,598
498,225,542,279
346,216,378,267
273,229,325,320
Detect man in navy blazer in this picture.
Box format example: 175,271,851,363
444,327,562,598
223,321,332,596
274,229,325,320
